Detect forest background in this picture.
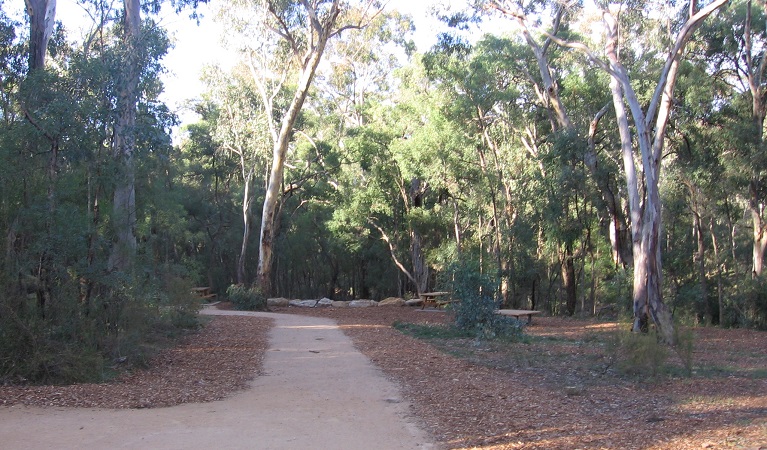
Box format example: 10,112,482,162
1,0,766,383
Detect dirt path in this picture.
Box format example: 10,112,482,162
0,310,435,449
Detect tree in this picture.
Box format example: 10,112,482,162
109,0,209,272
24,0,56,71
703,0,767,277
549,0,729,341
108,0,141,272
199,65,273,284
254,0,384,295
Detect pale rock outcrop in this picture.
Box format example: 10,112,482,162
317,298,334,307
378,297,406,307
267,297,290,308
289,299,318,308
349,300,378,308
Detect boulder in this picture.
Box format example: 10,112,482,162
331,301,350,308
378,297,406,307
349,299,378,308
267,297,290,308
317,298,334,307
405,298,423,307
289,299,318,308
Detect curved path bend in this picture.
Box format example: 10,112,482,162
0,309,435,449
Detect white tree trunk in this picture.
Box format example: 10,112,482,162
600,0,728,343
257,48,326,294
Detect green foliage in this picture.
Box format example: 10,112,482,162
226,284,267,311
0,266,202,384
443,261,525,340
731,277,767,329
392,321,474,339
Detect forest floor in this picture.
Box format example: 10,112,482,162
2,305,766,449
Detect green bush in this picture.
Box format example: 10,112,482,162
0,265,204,385
442,261,525,340
226,284,267,311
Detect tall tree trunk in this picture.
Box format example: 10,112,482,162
562,242,576,316
692,200,709,324
709,217,724,325
410,231,428,294
750,179,767,277
236,171,254,285
409,178,429,294
586,104,630,268
25,0,56,72
108,0,140,273
744,0,767,277
256,7,335,294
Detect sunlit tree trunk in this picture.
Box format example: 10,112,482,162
257,49,326,294
599,0,728,342
256,0,343,295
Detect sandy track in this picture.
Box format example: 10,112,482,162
0,309,435,450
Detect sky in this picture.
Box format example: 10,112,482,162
157,0,476,124
13,0,488,127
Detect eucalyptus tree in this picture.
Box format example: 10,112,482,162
219,0,384,295
315,9,414,130
423,35,527,304
329,58,472,296
197,65,274,285
515,0,728,341
702,0,767,278
109,0,207,273
24,0,56,71
0,6,206,381
476,0,631,269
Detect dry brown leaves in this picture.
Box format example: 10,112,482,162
282,307,767,450
0,315,270,409
2,306,766,450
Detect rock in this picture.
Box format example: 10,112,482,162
331,301,350,308
565,386,583,396
405,298,423,307
267,297,290,307
289,299,318,308
378,297,406,307
317,298,334,307
349,300,378,308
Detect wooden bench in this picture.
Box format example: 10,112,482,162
419,291,452,309
495,309,542,324
191,286,217,301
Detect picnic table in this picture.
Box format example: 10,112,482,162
495,309,541,324
191,286,217,300
419,291,452,309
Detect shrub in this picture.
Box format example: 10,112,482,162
0,265,204,385
605,325,695,379
226,284,267,311
442,261,525,340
